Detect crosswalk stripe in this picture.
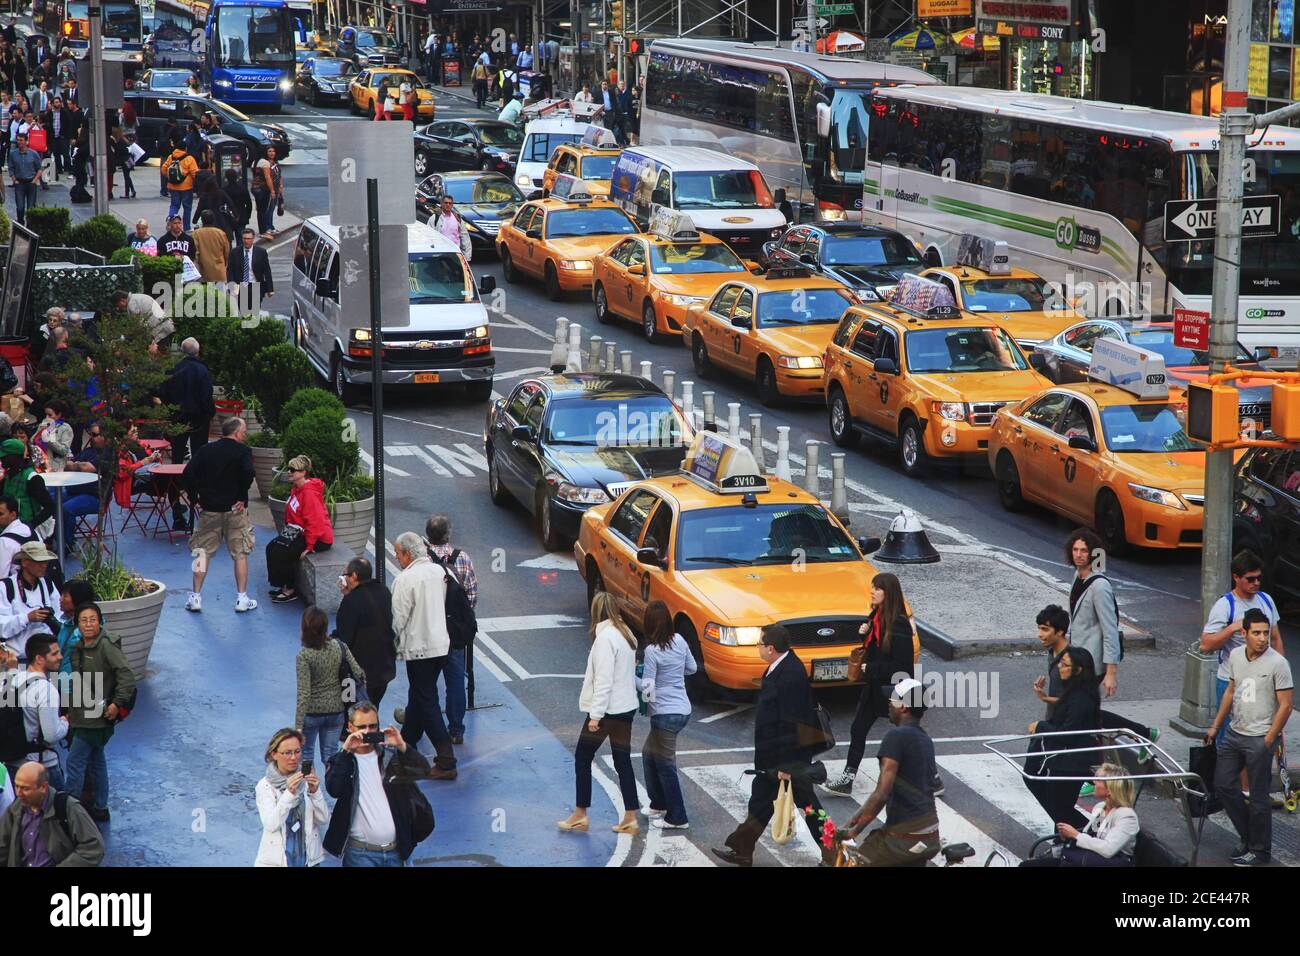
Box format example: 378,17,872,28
938,753,1054,838
681,763,822,866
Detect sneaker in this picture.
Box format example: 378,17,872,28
640,807,667,819
818,771,855,796
653,818,689,830
172,516,189,532
1079,782,1095,797
234,595,258,612
185,592,202,612
1231,843,1248,858
931,771,945,796
1232,850,1269,867
393,706,406,726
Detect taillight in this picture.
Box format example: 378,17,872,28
464,342,491,356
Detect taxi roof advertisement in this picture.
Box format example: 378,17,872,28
1088,338,1170,400
975,0,1084,42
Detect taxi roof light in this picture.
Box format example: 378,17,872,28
1086,338,1169,400
954,234,1011,276
764,264,814,280
649,204,700,242
1187,381,1240,445
680,431,769,495
581,125,619,149
550,173,596,204
885,274,960,319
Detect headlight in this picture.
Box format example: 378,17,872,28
662,293,705,307
466,325,489,339
554,482,609,504
775,355,823,369
350,327,372,342
215,79,233,88
931,401,967,421
515,172,531,188
1128,483,1186,510
559,259,592,271
704,622,764,646
279,78,292,91
770,228,783,238
463,219,480,233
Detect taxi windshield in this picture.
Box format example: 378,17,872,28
756,289,854,327
649,243,746,274
672,170,773,209
960,277,1063,313
546,208,637,238
408,253,472,304
823,235,922,267
1100,404,1203,453
443,176,522,205
904,327,1028,373
676,504,859,569
543,397,690,446
579,155,619,181
1121,330,1253,367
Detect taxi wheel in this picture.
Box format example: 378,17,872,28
995,452,1025,512
679,620,719,701
756,358,781,407
1095,491,1131,556
487,447,511,506
594,283,612,324
828,387,857,448
536,487,565,551
642,301,662,344
545,263,564,301
691,334,713,379
585,561,605,612
501,248,518,283
898,417,929,477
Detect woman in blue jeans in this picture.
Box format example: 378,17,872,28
638,600,696,829
295,606,366,770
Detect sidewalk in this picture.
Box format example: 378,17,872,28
91,501,613,866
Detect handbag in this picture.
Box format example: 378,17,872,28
771,777,796,845
1186,743,1222,817
847,643,867,683
334,638,369,703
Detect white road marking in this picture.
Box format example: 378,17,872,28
682,763,821,866
426,443,487,474
491,346,553,355
517,553,578,571
477,614,583,631
469,647,512,683
474,630,531,680
494,366,548,382
359,447,411,477
937,752,1055,837
698,703,753,724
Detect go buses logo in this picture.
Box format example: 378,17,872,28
1055,216,1103,254
1245,308,1285,319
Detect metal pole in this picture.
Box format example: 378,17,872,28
367,179,386,586
88,3,108,216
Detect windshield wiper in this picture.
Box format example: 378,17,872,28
752,553,836,564
545,439,596,446
681,555,754,566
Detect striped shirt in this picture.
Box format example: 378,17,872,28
428,543,477,609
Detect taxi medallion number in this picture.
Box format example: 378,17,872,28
415,373,440,383
813,658,849,682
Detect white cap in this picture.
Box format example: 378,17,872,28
891,677,924,708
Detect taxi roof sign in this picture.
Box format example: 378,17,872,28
681,431,769,494
581,125,620,149
955,234,1011,276
1087,338,1169,400
886,274,960,318
649,205,700,242
551,174,596,203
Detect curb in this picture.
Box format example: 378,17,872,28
432,84,482,107
916,618,1157,661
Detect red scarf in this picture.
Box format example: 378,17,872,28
863,611,882,648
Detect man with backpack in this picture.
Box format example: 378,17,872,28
162,142,199,231
0,541,60,661
1,633,69,789
0,761,104,866
426,514,477,746
0,495,34,575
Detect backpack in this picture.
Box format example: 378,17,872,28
166,154,186,185
428,547,476,650
0,671,38,762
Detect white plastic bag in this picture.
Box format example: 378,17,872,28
771,777,796,845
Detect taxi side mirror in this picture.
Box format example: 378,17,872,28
1028,352,1048,373
510,424,533,443
873,357,898,375
526,226,542,239
1255,347,1275,363
636,547,664,568
628,263,645,276
479,275,496,295
857,536,881,556
731,314,752,330
1067,435,1096,452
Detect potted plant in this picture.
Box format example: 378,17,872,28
72,545,166,680
273,403,374,554
247,427,283,499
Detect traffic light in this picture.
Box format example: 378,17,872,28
1187,382,1241,445
1271,381,1300,441
611,0,624,32
62,18,86,40
628,37,642,54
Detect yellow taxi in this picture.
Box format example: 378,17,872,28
591,209,754,344
917,237,1082,349
574,431,885,692
542,129,622,197
987,337,1205,554
682,264,857,406
824,273,1052,477
349,68,436,118
496,176,640,300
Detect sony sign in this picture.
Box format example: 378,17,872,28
975,0,1082,41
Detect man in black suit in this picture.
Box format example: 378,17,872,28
226,227,274,297
712,624,829,866
41,96,71,181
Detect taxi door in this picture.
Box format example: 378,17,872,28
628,497,675,627
598,489,660,614
521,207,547,277
730,290,760,378
1013,391,1073,502
501,204,535,272
871,325,907,436
1045,397,1103,523
844,318,886,431
699,285,743,370
603,237,646,319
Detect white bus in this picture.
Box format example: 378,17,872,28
641,39,939,223
860,86,1300,347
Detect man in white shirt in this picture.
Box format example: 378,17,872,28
0,542,60,660
0,496,35,575
517,46,533,71
3,633,69,789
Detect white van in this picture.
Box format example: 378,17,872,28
608,146,787,260
290,216,497,403
515,116,603,195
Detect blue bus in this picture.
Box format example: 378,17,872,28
204,0,295,110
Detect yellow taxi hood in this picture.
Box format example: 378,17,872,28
982,311,1081,342
654,274,732,296
760,324,839,357
682,562,878,623
913,368,1052,403
1109,450,1206,494
548,235,625,258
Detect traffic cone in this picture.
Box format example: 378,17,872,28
873,509,940,564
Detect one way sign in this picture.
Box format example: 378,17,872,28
1164,194,1281,241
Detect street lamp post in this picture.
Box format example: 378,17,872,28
88,3,109,216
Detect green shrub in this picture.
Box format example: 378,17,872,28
108,247,134,265
0,205,11,245
69,213,130,260
138,254,182,294
246,428,281,449
199,313,288,393
280,388,344,433
200,315,243,386
280,405,359,489
249,343,314,431
326,472,374,506
24,207,71,246
30,265,141,326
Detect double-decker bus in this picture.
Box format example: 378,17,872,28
860,86,1300,347
204,0,295,110
640,39,939,223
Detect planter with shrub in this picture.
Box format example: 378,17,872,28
68,214,130,261
247,427,283,499
24,206,72,247
201,313,289,395
73,548,167,679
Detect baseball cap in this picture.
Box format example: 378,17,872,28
18,540,57,562
891,677,924,708
0,438,25,457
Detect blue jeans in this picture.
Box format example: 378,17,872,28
401,656,456,768
65,732,108,810
302,712,345,768
62,492,101,550
167,187,194,231
1215,677,1230,746
342,843,404,867
12,181,35,224
442,647,465,737
642,712,690,825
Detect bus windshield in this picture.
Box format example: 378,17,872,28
214,3,295,68
961,277,1066,312
102,1,142,43
828,89,870,183
904,327,1028,373
1100,404,1203,453
1172,149,1300,296
756,289,853,327
649,243,746,274
408,253,472,304
672,170,773,209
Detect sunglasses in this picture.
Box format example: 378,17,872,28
1242,574,1263,583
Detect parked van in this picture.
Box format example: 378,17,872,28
290,216,497,404
609,146,788,260
515,115,603,195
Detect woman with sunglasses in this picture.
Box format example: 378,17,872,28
255,727,328,867
266,455,333,603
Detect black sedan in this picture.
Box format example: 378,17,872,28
764,223,923,300
413,119,523,178
484,373,694,549
123,91,292,160
416,172,525,253
1234,446,1300,602
294,55,357,107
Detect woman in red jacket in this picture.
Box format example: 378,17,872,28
267,454,334,603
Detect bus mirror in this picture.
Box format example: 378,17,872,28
816,102,831,139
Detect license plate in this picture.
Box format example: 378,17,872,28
813,658,849,682
415,373,440,384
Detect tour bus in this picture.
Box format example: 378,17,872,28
860,86,1300,349
640,39,939,224
204,0,296,109
60,0,144,58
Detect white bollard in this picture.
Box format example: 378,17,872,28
662,370,675,402
830,453,849,524
680,380,694,420
566,323,583,372
727,402,741,437
589,335,603,371
550,316,570,369
555,316,569,345
605,342,616,372
640,360,653,381
775,426,791,481
803,440,820,497
620,350,633,374
749,414,764,469
702,391,716,428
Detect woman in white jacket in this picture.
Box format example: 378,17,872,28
255,728,329,867
558,592,641,834
1021,762,1140,867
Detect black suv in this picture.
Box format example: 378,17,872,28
336,26,403,68
1234,446,1300,603
764,223,924,300
123,91,291,160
